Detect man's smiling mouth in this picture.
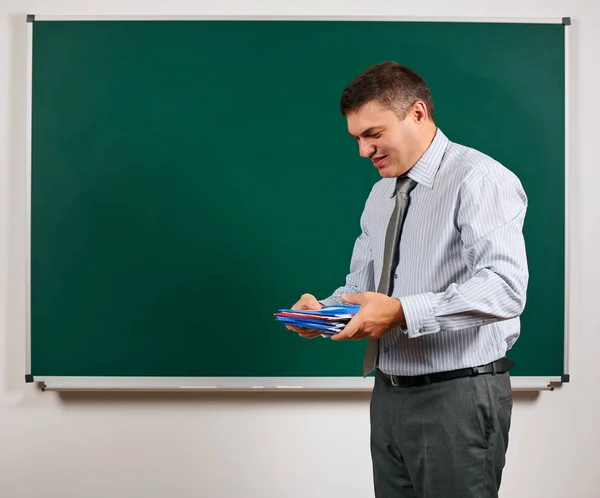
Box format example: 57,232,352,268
372,155,388,168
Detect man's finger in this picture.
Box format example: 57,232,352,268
331,317,361,341
286,324,321,338
297,327,322,339
341,293,367,305
286,324,310,333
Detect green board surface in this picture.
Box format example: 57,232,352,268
30,19,566,380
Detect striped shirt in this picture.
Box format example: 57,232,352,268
320,128,529,376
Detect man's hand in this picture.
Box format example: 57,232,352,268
285,293,324,339
331,292,405,341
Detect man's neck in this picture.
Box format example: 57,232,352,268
403,124,437,174
417,124,438,157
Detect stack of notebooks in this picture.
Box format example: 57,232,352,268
274,304,360,337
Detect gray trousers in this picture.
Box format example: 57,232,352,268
370,368,513,498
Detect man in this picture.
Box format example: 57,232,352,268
286,61,528,498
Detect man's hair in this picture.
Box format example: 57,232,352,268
340,61,434,121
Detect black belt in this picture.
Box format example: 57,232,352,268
379,357,516,388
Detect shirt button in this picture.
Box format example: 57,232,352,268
383,347,390,353
394,274,397,279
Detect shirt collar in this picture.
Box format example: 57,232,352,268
388,128,449,196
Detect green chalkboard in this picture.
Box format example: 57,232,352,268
28,18,567,385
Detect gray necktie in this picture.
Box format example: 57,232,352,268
363,175,418,376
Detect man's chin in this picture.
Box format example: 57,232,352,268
377,167,395,178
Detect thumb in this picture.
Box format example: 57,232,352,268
341,293,365,305
302,294,323,310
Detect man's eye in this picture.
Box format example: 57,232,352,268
373,133,382,139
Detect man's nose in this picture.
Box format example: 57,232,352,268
359,140,374,158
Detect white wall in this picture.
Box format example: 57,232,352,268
1,1,599,497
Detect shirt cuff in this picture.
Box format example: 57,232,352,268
318,297,341,307
399,293,443,338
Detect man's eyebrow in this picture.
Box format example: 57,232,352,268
348,127,383,138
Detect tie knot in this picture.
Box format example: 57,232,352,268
396,176,418,195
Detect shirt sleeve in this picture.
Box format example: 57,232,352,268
399,169,529,338
319,203,375,306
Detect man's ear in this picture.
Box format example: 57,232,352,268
411,101,429,123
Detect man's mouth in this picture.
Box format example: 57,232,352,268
372,155,388,168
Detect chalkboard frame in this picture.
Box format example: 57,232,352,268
24,14,572,391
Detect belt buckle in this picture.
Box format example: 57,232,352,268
390,374,400,387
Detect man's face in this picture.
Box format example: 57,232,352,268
346,101,421,178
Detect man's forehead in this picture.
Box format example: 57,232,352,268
346,102,396,135
347,116,387,136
